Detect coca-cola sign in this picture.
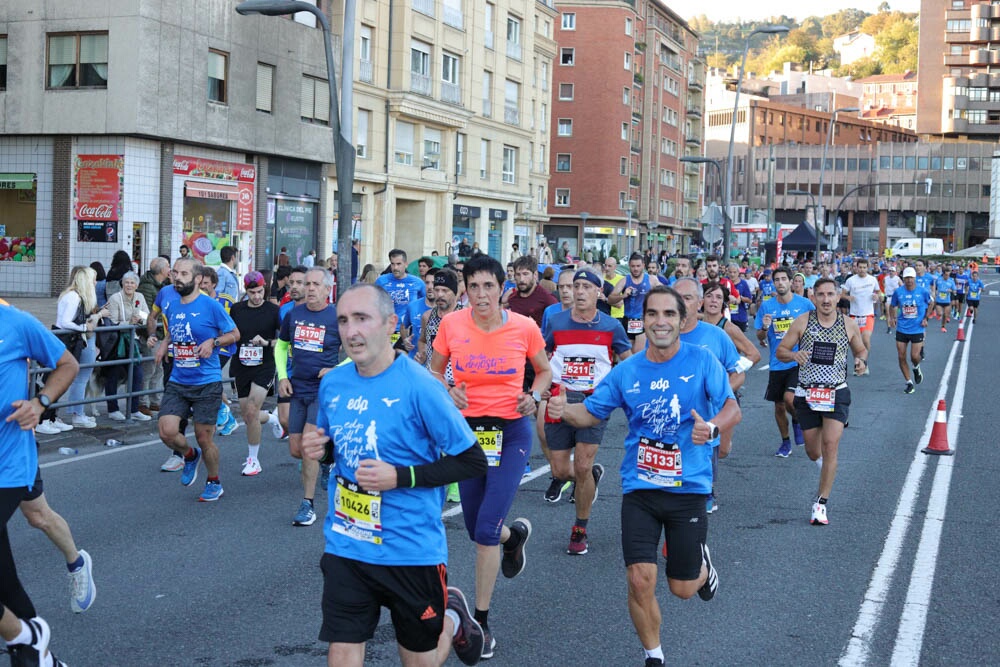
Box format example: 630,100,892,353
75,154,123,222
173,155,256,183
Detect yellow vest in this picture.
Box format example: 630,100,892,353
605,274,625,318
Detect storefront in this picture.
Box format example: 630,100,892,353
0,173,38,264
451,204,481,256
487,208,508,261
267,158,323,267
542,224,579,261
583,225,636,261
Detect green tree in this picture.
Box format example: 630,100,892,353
838,55,882,78
875,16,919,73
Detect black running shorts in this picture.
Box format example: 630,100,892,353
895,331,925,345
21,466,43,502
319,552,447,652
793,386,851,430
621,490,707,580
231,365,275,399
764,367,799,403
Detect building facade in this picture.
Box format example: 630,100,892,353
546,0,703,260
0,0,335,296
858,72,917,130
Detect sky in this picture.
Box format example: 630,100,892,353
667,0,921,23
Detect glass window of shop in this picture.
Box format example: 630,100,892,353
273,199,318,267
0,174,37,262
182,193,233,265
266,159,322,264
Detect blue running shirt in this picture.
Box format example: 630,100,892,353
680,321,740,374
375,274,426,327
934,278,954,304
915,274,936,296
891,286,931,334
316,354,476,566
754,295,815,371
583,343,734,495
278,303,341,393
162,294,237,385
968,279,984,300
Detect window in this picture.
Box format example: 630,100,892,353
560,48,575,66
443,0,463,29
621,122,628,140
537,185,545,210
624,52,631,70
0,36,6,90
413,0,434,17
538,143,545,170
504,79,520,125
47,32,109,89
561,13,576,30
423,127,442,169
356,109,371,158
556,153,571,172
623,87,630,105
395,121,415,165
456,133,466,175
442,52,461,104
559,83,574,100
301,74,330,124
558,118,573,136
625,17,633,36
555,189,570,206
256,63,274,112
540,103,547,132
620,157,627,175
410,40,431,95
502,145,517,183
359,25,373,83
969,87,988,101
540,62,548,91
482,71,492,117
619,192,626,209
480,139,490,178
207,49,228,103
507,15,522,60
485,3,495,49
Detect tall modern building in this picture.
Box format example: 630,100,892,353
0,0,335,296
337,0,556,262
546,0,703,259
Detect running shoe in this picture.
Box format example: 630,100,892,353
219,412,240,436
913,366,923,385
216,403,231,428
706,495,718,514
320,462,331,490
35,420,61,435
68,549,96,613
161,453,184,472
697,543,719,601
268,411,283,439
941,326,947,333
72,415,97,429
544,477,571,503
811,502,829,526
481,626,496,660
447,586,485,665
774,440,792,458
180,447,201,487
792,423,805,446
447,483,461,503
567,481,577,504
241,457,262,476
645,659,665,667
904,382,915,395
292,500,316,526
501,518,532,579
591,463,605,503
522,461,532,477
567,525,589,555
198,480,224,502
7,617,52,667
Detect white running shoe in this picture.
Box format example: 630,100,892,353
35,420,61,435
131,411,152,422
108,411,127,421
52,418,74,432
69,549,96,613
811,502,829,526
160,453,184,472
241,457,262,476
269,411,283,439
72,415,97,429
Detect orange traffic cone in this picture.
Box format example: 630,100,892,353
922,400,954,456
956,317,967,342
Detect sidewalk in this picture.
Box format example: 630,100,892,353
2,296,60,326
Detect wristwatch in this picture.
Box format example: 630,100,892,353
706,421,720,439
214,337,221,347
531,390,542,403
37,393,52,409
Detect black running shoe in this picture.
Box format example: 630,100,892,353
913,366,923,385
697,544,719,601
544,477,570,503
447,587,484,666
591,463,605,504
501,518,532,579
7,617,50,667
904,382,915,394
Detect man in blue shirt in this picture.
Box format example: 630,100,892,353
726,264,753,332
755,268,815,457
154,258,239,502
608,253,655,354
952,265,970,320
399,269,436,359
375,249,426,343
0,305,77,667
302,283,488,667
966,270,984,323
890,267,931,394
547,285,740,667
934,272,955,331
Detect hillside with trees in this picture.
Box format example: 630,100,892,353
687,3,918,79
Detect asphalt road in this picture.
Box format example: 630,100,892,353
11,290,999,666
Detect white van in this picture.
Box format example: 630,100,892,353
891,238,943,256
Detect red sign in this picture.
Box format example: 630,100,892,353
75,155,123,221
236,182,255,231
776,229,784,260
173,155,255,182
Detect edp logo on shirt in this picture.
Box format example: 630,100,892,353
649,378,671,391
347,396,369,413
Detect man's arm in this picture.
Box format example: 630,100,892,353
775,313,808,363
607,280,628,306
8,350,78,430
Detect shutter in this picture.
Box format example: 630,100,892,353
314,79,330,122
49,35,77,65
301,76,314,118
256,63,273,112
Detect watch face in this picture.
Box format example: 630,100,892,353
38,394,51,408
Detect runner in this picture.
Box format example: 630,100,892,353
430,254,552,660
274,266,307,440
700,281,761,368
890,267,932,394
967,270,984,323
546,285,740,667
148,268,186,473
840,258,879,375
952,263,970,320
934,271,955,331
754,268,815,457
228,271,282,476
506,255,557,328
776,278,867,526
538,268,575,502
300,283,488,667
543,269,631,554
608,253,653,354
399,268,438,358
882,266,902,334
602,257,625,320
726,264,753,332
154,258,240,502
275,268,341,526
374,249,426,346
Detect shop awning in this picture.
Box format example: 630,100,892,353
185,181,239,200
0,173,35,190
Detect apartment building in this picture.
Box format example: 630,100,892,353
338,0,557,262
547,0,703,259
857,72,917,130
0,0,335,296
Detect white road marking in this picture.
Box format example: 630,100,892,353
758,364,770,371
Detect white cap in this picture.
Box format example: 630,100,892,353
902,267,916,278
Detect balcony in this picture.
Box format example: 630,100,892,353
507,40,522,61
413,0,434,17
685,133,701,145
687,78,703,91
359,59,373,84
684,161,699,175
684,189,699,201
686,105,702,118
410,72,432,96
504,102,520,125
441,81,462,105
630,139,642,153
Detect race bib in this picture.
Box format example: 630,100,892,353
333,476,383,544
172,343,200,368
293,324,325,352
853,315,869,328
627,318,644,334
806,386,835,412
239,344,264,366
637,436,682,487
969,291,979,300
561,356,596,389
729,301,739,313
772,318,792,339
473,423,504,467
901,304,918,319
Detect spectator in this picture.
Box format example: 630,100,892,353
270,265,292,304
471,242,483,256
277,247,290,267
303,249,316,268
104,271,150,422
539,266,557,294
57,266,109,428
137,256,170,415
360,263,380,284
458,236,472,257
105,250,133,300
91,261,108,309
351,239,360,283
178,244,191,260
510,242,522,264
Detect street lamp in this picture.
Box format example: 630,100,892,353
623,199,637,257
724,24,790,261
681,156,725,253
235,0,356,299
816,106,859,262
